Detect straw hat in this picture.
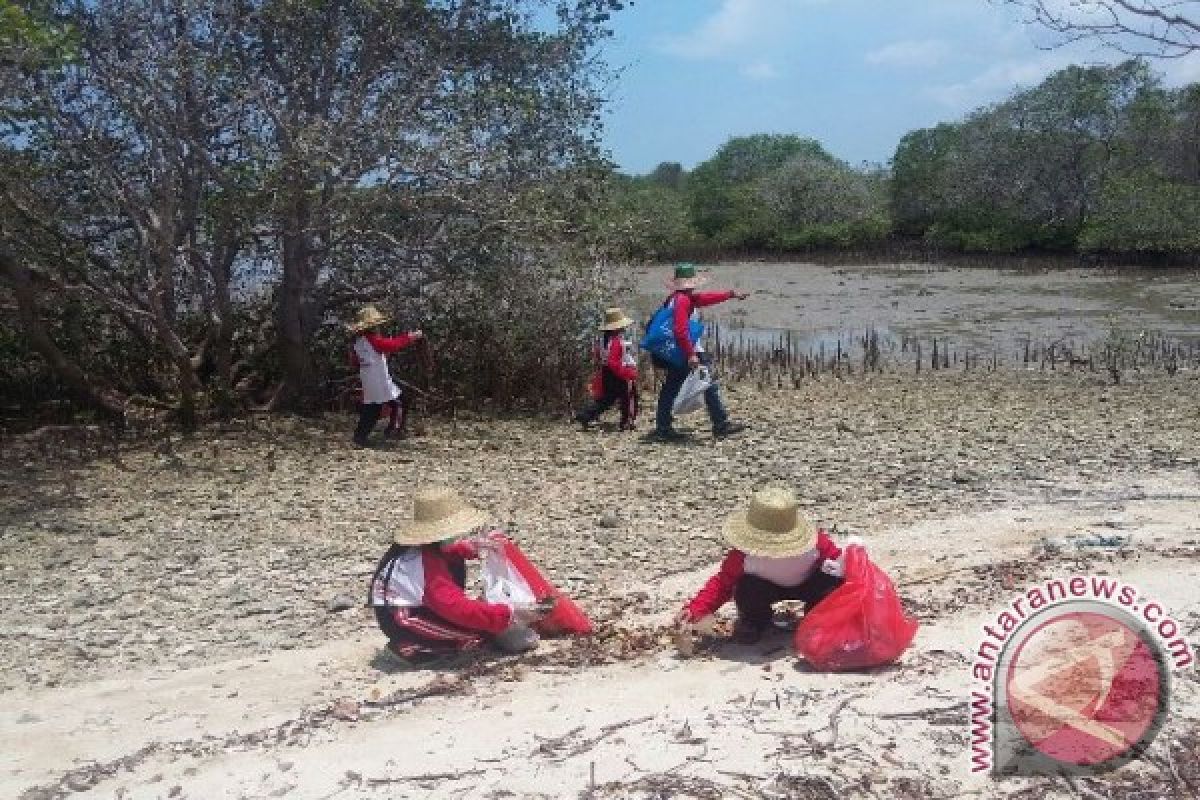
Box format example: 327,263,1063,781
599,307,633,332
347,305,389,334
394,487,490,546
722,487,816,558
665,262,709,291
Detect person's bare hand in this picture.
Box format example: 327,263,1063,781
513,607,544,626
411,329,424,339
733,290,750,301
673,608,693,628
687,354,701,370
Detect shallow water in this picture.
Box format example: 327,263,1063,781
625,261,1200,358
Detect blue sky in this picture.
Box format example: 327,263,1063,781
600,0,1200,174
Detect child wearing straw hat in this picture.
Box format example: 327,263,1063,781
347,305,424,447
675,487,844,645
367,487,546,662
649,262,749,442
575,307,639,431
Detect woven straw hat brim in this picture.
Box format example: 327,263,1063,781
394,507,490,546
348,319,388,334
722,512,816,558
347,309,390,334
600,315,633,331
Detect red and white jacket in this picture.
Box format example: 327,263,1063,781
351,331,418,404
370,540,513,635
682,531,842,622
668,290,736,361
589,333,639,398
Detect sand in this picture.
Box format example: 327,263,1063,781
3,473,1198,799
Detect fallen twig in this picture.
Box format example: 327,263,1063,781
1159,739,1200,800
1169,740,1199,799
717,769,766,782
365,768,485,786
823,696,857,748
534,725,586,756
545,715,656,763
899,564,980,587
1061,773,1111,800
362,676,465,708
874,702,967,721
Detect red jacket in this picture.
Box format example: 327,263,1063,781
683,532,842,622
350,331,417,368
418,540,513,635
671,290,735,360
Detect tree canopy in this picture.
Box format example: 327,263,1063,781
1,0,625,426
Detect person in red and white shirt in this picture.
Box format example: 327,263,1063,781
576,307,639,431
347,305,423,447
369,487,548,663
676,487,845,645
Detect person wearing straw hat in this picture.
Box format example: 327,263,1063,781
675,487,845,645
367,487,546,662
347,305,424,447
649,262,749,442
575,307,640,431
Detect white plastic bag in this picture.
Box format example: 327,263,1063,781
482,547,539,609
672,367,712,415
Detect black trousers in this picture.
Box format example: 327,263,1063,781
354,397,403,444
579,370,637,427
733,571,844,630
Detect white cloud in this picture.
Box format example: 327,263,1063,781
658,0,773,59
1162,51,1200,86
741,61,780,80
657,0,826,60
865,39,950,68
923,51,1081,108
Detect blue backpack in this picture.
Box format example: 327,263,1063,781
641,297,703,368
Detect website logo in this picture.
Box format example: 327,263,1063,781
968,576,1193,776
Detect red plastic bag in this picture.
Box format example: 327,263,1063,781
793,545,917,671
483,537,593,635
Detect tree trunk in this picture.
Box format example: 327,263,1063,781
175,354,198,431
207,233,239,420
0,247,128,424
147,245,200,432
212,312,235,420
275,175,320,413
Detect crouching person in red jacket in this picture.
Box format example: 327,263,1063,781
676,487,844,645
369,487,546,664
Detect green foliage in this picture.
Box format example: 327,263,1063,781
0,1,72,56
610,177,700,260
425,57,1200,264
890,59,1199,256
1080,170,1200,252
675,135,890,252
891,124,961,236
687,134,832,238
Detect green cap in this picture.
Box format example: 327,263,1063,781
674,262,698,280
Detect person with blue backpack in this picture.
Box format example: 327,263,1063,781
641,263,749,442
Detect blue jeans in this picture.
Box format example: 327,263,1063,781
653,352,728,433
